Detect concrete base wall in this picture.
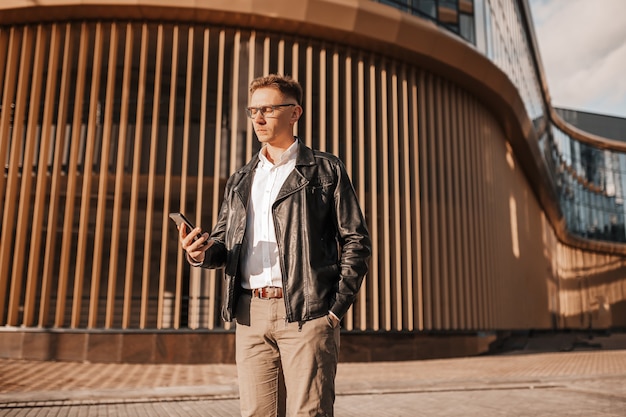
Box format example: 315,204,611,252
0,329,496,364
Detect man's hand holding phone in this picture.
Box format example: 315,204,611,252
169,212,213,264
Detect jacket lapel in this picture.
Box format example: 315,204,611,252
234,158,258,209
274,141,315,203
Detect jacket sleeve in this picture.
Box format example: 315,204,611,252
330,159,372,319
196,179,234,269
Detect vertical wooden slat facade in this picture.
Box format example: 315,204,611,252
108,23,133,329
0,26,29,324
8,25,43,326
1,1,625,362
39,24,72,328
89,22,116,329
24,24,61,328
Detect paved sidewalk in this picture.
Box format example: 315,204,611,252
1,332,625,416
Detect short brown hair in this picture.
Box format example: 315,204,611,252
249,74,303,105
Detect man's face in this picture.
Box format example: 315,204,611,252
248,87,300,146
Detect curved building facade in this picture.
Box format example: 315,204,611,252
1,0,624,363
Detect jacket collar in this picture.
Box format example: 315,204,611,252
294,139,316,168
234,138,316,204
276,139,316,201
238,137,315,174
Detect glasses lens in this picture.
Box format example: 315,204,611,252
246,104,293,118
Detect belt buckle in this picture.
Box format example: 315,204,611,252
256,286,281,299
253,287,268,299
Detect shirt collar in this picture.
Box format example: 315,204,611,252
259,138,299,168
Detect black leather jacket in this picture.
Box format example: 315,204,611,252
199,140,371,323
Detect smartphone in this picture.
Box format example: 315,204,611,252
169,212,207,245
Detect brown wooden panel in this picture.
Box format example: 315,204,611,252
89,22,119,328
123,24,148,329
40,24,73,327
157,25,179,329
438,78,448,330
304,44,313,149
106,23,134,328
25,24,61,327
72,22,104,328
10,25,46,326
141,24,164,329
0,26,27,324
410,69,423,331
379,65,391,331
318,47,327,153
0,28,20,220
356,55,368,331
418,71,432,330
389,67,403,330
367,58,380,330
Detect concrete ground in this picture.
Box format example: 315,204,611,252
1,332,625,416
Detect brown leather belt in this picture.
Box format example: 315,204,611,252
243,286,283,299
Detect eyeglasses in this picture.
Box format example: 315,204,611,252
245,103,295,118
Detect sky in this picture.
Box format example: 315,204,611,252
528,0,626,118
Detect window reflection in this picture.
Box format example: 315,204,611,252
374,0,476,44
547,125,626,243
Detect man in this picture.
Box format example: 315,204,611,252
179,74,371,417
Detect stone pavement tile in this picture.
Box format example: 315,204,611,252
335,350,626,393
1,349,625,416
336,385,626,417
1,382,625,417
0,360,238,394
1,350,626,397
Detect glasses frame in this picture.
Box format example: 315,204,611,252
246,103,296,118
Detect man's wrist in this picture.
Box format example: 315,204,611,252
186,252,204,266
328,311,340,327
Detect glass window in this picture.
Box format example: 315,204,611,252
460,14,475,44
414,0,436,17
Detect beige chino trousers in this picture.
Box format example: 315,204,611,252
235,293,340,417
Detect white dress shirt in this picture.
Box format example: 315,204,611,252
240,140,298,290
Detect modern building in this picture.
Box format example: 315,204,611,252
556,107,626,143
1,0,624,363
